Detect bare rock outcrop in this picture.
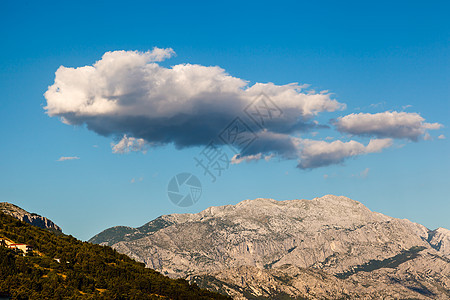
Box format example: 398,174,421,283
91,195,450,299
0,202,62,233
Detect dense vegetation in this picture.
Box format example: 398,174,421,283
0,211,229,299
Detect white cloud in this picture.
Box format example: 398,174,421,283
44,49,343,153
334,111,442,141
423,132,432,141
130,177,144,183
112,135,148,154
360,168,370,178
43,48,442,170
297,138,393,169
57,156,80,161
369,102,385,109
353,168,370,178
438,134,446,140
233,136,392,169
231,153,274,164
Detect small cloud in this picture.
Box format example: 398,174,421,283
311,132,319,137
57,156,80,162
438,134,446,140
297,138,393,169
93,145,99,148
423,132,432,141
352,168,370,178
369,101,386,109
323,173,338,179
112,135,149,154
131,177,144,184
334,111,442,141
360,168,370,178
369,102,385,109
325,136,334,140
402,104,412,110
231,153,274,164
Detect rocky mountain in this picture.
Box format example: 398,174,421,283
0,202,62,233
90,195,450,299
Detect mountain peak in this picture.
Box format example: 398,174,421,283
312,194,366,205
0,202,62,233
435,227,450,234
90,195,450,299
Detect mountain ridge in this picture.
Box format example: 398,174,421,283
90,195,450,299
0,202,62,234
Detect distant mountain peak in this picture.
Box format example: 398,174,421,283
435,227,450,233
90,194,450,299
0,202,62,233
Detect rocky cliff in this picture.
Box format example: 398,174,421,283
90,195,450,299
0,202,62,233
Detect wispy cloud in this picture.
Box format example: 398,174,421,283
369,101,385,109
130,177,144,184
353,168,370,178
57,156,80,162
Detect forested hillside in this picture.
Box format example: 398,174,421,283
0,211,229,300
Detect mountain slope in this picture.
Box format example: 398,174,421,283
90,195,450,299
89,216,175,246
0,202,62,234
0,209,229,299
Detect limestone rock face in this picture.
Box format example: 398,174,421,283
0,202,62,233
90,195,450,299
428,227,450,254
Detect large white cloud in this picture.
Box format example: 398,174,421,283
334,111,442,141
44,48,343,148
44,48,440,169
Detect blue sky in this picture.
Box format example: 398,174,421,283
0,0,449,241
